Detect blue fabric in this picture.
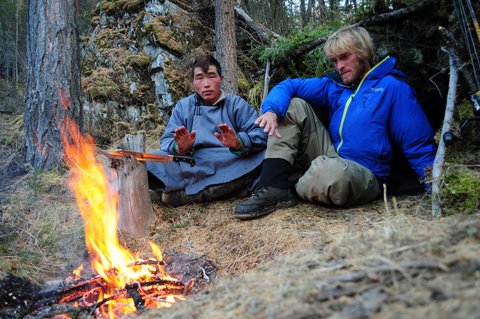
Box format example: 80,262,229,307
147,93,267,195
261,56,436,181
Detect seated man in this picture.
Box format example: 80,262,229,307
234,25,437,219
147,54,267,206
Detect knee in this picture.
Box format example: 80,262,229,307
287,98,311,114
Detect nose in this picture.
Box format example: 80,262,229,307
336,60,345,71
202,78,211,87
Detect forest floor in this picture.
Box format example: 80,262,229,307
1,101,480,318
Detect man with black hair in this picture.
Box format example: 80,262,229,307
147,54,267,206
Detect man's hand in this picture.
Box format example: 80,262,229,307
214,123,241,149
255,112,281,138
174,126,196,154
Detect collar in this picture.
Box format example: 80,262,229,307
194,89,227,106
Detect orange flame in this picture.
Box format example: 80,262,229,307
60,116,185,317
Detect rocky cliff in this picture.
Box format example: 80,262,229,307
81,0,226,145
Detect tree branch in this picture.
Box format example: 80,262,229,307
431,48,459,217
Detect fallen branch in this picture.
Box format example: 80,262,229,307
234,6,280,43
432,48,458,217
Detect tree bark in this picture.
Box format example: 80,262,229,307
24,0,82,169
214,0,238,93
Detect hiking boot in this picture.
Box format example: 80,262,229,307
234,187,297,220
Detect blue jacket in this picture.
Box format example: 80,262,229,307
147,93,266,195
262,56,436,181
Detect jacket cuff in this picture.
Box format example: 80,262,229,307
230,133,250,156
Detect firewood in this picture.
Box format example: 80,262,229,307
104,134,153,237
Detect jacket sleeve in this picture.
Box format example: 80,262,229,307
230,95,267,156
388,80,437,185
261,77,331,120
160,99,189,154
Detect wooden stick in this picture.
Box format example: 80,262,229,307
431,49,458,217
262,60,271,104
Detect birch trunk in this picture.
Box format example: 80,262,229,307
432,49,458,217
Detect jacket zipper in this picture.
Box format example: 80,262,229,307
335,56,390,153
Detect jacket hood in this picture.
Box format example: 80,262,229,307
368,56,407,83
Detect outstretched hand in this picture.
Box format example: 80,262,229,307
214,123,241,149
174,126,196,154
255,112,281,138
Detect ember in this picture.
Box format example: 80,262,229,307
21,116,193,318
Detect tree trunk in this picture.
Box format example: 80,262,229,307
15,0,19,88
214,0,238,93
24,0,82,169
300,0,307,27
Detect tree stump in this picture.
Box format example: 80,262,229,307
105,134,153,237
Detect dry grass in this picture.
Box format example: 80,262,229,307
138,199,480,319
1,108,480,318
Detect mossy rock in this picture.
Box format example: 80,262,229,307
124,0,145,13
127,54,151,69
83,69,121,102
164,59,192,103
143,16,183,55
101,0,127,17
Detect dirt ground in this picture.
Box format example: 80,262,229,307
133,196,480,319
1,109,479,318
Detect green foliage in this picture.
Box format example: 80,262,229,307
247,81,264,110
441,166,480,214
256,23,341,65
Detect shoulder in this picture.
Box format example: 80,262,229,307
177,94,196,105
173,94,196,110
225,93,252,108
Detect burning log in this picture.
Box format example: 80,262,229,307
23,259,193,318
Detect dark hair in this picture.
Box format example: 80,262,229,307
191,54,222,78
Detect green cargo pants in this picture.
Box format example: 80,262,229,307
265,98,380,206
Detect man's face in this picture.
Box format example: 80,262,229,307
193,65,223,104
330,50,371,85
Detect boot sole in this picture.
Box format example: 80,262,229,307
235,198,298,220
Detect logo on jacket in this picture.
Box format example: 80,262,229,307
370,87,384,92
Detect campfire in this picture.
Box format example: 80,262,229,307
25,117,193,318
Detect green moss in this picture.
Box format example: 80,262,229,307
237,70,250,97
127,54,150,69
441,167,480,214
143,17,182,54
247,81,264,110
83,73,121,102
101,0,127,16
